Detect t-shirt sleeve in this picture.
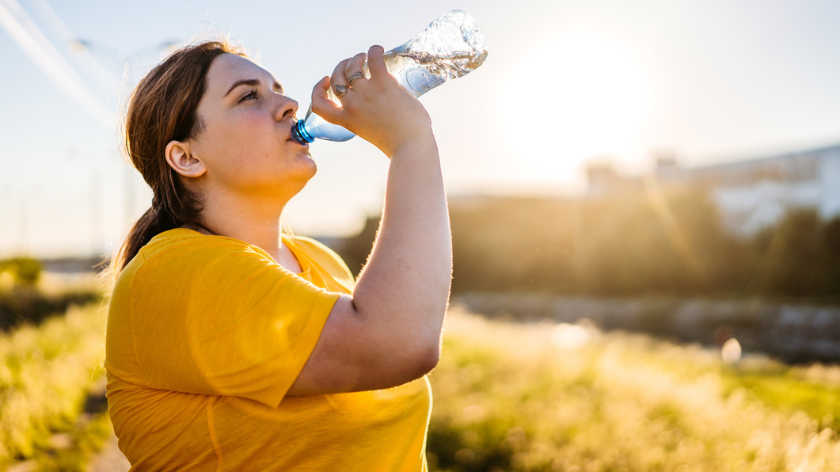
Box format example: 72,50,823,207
130,241,340,408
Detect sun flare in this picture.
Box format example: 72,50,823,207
501,31,649,183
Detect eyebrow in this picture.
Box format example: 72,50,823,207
223,78,284,98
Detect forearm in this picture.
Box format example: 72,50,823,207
352,129,452,349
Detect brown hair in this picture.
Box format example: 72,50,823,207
112,38,247,276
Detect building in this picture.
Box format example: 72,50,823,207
588,143,840,235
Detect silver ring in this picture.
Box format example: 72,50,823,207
334,83,349,98
347,71,365,86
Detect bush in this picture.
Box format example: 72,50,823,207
0,258,42,287
329,191,840,301
0,287,101,332
750,209,840,298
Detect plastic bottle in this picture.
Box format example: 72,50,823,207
291,10,488,145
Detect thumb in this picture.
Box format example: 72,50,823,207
310,76,344,125
367,45,387,79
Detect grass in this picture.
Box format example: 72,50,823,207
720,367,840,432
0,302,111,470
30,413,114,472
4,293,840,471
427,308,840,471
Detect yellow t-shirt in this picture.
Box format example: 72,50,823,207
105,228,431,471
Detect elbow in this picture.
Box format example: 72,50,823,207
391,335,440,382
410,339,440,378
420,342,440,374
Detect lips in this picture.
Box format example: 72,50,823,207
286,120,298,142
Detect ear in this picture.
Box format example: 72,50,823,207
165,140,206,178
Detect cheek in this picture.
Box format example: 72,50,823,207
207,115,276,170
226,114,271,152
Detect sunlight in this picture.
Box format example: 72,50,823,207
501,31,649,182
721,338,742,364
551,323,590,350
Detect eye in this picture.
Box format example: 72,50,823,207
239,89,258,102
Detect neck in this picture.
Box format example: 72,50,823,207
195,190,288,261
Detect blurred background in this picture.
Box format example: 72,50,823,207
2,0,840,470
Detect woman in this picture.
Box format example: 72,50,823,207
104,38,452,471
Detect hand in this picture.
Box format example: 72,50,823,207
311,45,434,157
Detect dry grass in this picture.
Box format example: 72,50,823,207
4,297,840,471
427,307,840,472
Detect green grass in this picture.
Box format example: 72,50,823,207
720,365,840,432
427,308,840,472
0,302,110,469
30,413,114,472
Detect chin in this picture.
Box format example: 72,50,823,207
298,151,318,175
284,164,317,192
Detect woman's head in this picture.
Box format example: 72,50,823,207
165,52,312,201
115,38,310,275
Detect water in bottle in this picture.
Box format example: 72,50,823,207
291,10,488,145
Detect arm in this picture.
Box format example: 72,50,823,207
286,46,452,395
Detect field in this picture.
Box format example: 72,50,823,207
3,292,840,471
427,308,840,472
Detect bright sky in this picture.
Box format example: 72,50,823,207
2,0,840,257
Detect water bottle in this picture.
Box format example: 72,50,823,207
291,10,488,145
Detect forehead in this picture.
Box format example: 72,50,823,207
205,53,276,94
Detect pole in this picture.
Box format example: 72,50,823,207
18,194,28,256
90,166,100,256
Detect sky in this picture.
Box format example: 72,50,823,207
1,0,840,257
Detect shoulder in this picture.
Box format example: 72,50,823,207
122,230,315,315
286,235,355,283
141,228,263,258
134,229,280,282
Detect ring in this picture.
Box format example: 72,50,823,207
347,71,365,86
334,84,349,98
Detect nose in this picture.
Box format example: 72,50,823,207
274,94,298,122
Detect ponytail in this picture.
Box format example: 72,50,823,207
112,208,167,274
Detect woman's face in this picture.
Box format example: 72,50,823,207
188,53,314,202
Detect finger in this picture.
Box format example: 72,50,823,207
367,45,387,79
344,52,368,87
311,76,344,124
330,58,351,99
